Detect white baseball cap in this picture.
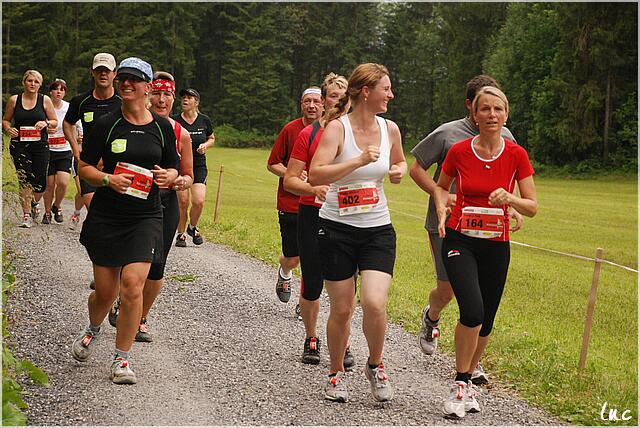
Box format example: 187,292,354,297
92,53,116,71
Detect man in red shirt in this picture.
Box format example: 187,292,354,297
267,87,323,303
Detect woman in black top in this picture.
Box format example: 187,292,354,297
71,57,179,385
172,88,215,246
2,69,58,227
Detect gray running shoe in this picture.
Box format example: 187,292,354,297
324,371,348,403
110,356,137,384
275,269,291,303
465,381,480,413
19,214,33,228
471,363,488,385
31,201,40,222
71,325,101,362
175,233,187,247
418,305,439,355
364,362,394,402
443,381,466,419
134,321,153,343
108,296,120,328
343,346,355,370
41,212,51,224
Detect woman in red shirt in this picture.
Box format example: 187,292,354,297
434,86,537,419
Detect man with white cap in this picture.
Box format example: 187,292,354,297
267,86,323,304
64,52,121,228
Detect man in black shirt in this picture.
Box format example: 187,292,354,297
64,53,121,225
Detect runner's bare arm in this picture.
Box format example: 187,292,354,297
63,121,80,160
284,157,328,199
2,96,18,138
435,172,455,237
42,96,58,130
489,176,537,218
387,120,406,184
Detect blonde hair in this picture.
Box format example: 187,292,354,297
326,63,389,123
22,69,43,85
472,86,509,118
321,73,348,98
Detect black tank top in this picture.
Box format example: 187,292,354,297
12,93,47,143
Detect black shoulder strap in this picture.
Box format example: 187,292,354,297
308,121,322,147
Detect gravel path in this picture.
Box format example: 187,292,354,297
3,196,562,426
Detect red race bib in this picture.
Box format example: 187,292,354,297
113,162,153,200
460,206,504,239
48,136,66,147
19,126,40,142
337,182,379,216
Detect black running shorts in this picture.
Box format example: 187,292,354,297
278,210,299,258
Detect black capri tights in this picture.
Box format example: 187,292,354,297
148,190,180,280
442,228,510,337
10,140,50,193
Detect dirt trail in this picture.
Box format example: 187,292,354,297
3,197,561,425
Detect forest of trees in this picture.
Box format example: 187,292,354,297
2,2,637,169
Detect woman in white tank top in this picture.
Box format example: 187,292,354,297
309,63,406,403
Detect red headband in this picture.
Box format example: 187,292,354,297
151,79,175,95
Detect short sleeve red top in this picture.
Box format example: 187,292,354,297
290,123,324,208
267,118,306,213
442,137,534,242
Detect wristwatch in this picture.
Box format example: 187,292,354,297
102,174,110,187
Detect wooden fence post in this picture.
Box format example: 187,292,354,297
578,247,604,370
214,164,224,224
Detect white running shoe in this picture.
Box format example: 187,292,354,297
471,362,489,385
465,381,480,413
324,371,348,402
110,356,137,384
71,325,101,362
443,381,466,419
19,214,33,228
364,362,394,402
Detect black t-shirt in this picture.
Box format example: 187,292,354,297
172,113,213,167
64,90,121,138
81,110,180,217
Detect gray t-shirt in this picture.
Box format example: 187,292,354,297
411,117,516,232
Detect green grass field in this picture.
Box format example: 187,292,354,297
3,143,637,425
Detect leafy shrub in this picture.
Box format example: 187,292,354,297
215,124,276,149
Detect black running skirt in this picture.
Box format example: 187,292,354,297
80,205,164,267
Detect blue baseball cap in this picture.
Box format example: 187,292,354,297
116,57,153,82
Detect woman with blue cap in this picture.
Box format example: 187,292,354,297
70,57,180,385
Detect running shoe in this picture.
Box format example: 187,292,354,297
110,355,137,385
71,325,101,362
52,204,63,223
343,346,355,370
324,371,348,402
187,224,204,245
465,381,480,413
108,296,120,328
135,320,152,343
70,212,80,230
302,336,320,365
275,269,292,303
31,201,40,222
471,362,488,385
418,305,440,355
89,280,95,290
19,214,33,228
295,303,302,321
364,362,394,402
175,233,187,247
443,381,466,419
41,212,52,224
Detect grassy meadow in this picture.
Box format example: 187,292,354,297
2,143,637,425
